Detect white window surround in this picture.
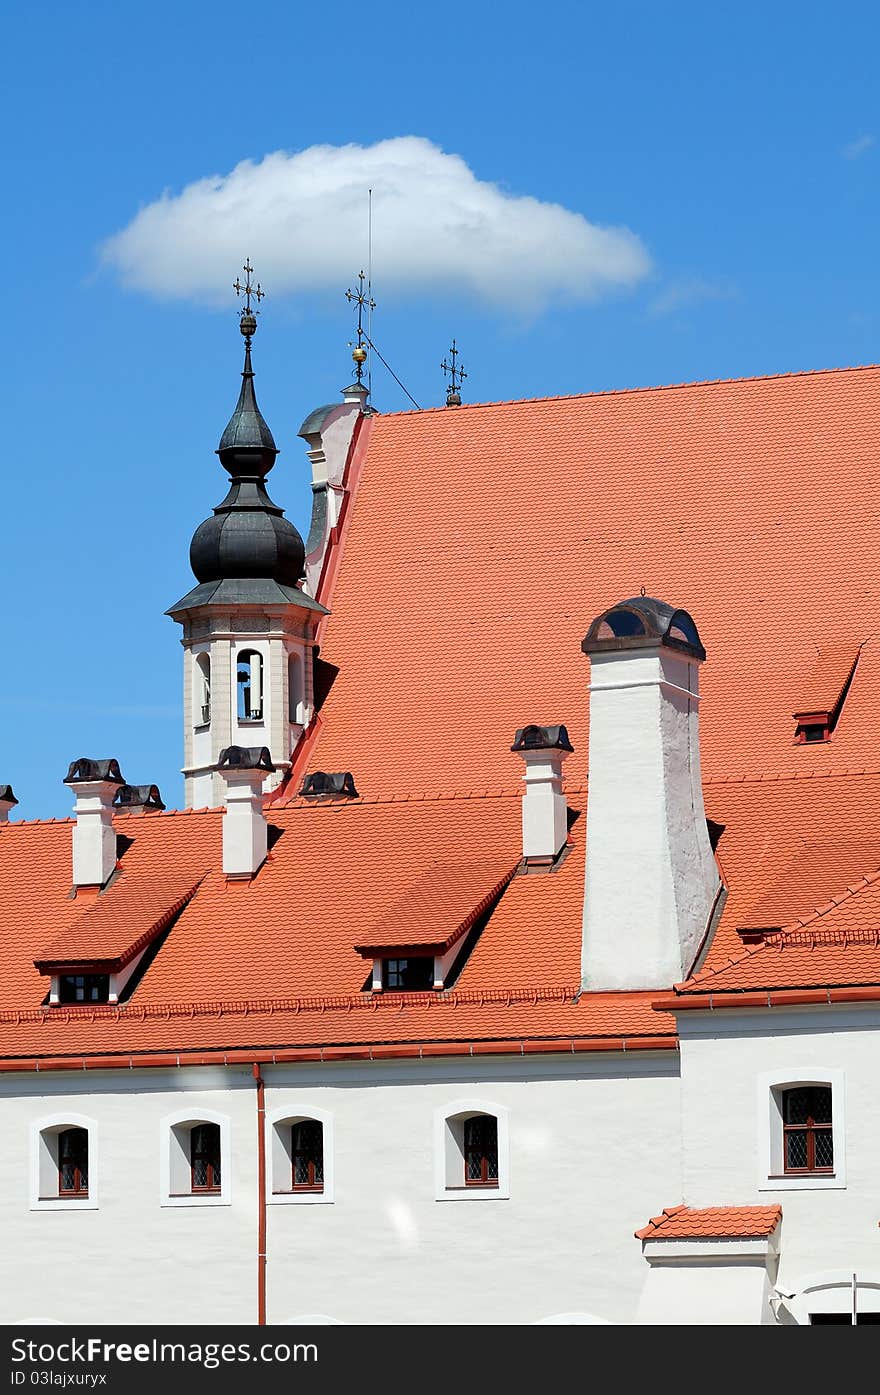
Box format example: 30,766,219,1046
433,1099,510,1201
266,1105,334,1205
30,1113,98,1212
757,1068,846,1192
159,1107,232,1208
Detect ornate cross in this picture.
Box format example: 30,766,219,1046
234,258,265,346
345,270,376,384
441,339,467,405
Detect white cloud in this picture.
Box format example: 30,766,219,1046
100,137,651,313
648,276,736,318
842,134,875,160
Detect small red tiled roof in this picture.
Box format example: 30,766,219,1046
353,859,518,955
736,841,880,932
792,644,860,718
635,1204,782,1240
35,872,203,971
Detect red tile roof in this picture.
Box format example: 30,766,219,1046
5,366,880,1057
792,644,860,718
635,1204,782,1241
353,859,518,955
35,872,203,971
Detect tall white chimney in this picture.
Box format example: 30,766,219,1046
64,758,125,888
215,746,275,879
580,597,720,991
510,725,573,866
0,784,18,823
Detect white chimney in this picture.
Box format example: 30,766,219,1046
511,726,573,866
580,597,720,991
64,758,125,888
215,746,275,879
0,784,18,823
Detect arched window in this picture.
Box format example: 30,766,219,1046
436,1103,509,1200
190,1123,221,1193
758,1070,844,1191
31,1114,98,1210
161,1111,230,1206
58,1128,88,1197
195,653,211,726
288,653,304,725
237,650,264,721
268,1108,334,1204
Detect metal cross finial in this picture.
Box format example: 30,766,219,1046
441,339,467,406
345,270,376,384
233,258,265,347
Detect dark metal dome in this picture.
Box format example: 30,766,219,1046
582,596,705,661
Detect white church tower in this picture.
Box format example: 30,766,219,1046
167,263,326,808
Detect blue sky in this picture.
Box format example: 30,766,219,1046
3,0,878,817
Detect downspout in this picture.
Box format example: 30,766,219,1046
253,1062,267,1325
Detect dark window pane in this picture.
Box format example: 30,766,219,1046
815,1130,834,1169
785,1131,808,1170
383,957,434,991
59,974,109,1004
784,1088,810,1125
464,1115,498,1185
292,1120,323,1189
57,1128,87,1195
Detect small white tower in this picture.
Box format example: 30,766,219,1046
167,262,327,808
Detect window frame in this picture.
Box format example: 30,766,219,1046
189,1121,222,1194
434,1100,510,1202
160,1108,231,1208
267,1106,334,1205
30,1113,99,1211
757,1069,846,1192
781,1085,833,1176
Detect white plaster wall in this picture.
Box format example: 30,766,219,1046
637,1259,773,1325
0,1054,680,1326
678,1004,880,1314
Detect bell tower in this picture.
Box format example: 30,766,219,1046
167,262,326,808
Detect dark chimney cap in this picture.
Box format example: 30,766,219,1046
0,784,18,806
511,724,574,753
113,783,166,812
299,771,359,799
64,758,124,785
215,745,276,773
582,596,705,661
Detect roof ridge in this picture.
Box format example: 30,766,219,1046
273,786,532,809
0,806,224,829
372,362,880,421
0,981,678,1027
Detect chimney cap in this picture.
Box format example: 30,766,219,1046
511,724,574,753
64,757,124,786
582,596,705,661
113,783,166,812
0,784,18,806
215,745,276,773
300,770,359,799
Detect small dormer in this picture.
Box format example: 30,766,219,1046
354,860,517,992
791,644,860,744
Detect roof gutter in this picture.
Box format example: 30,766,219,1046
0,1034,678,1074
653,985,880,1013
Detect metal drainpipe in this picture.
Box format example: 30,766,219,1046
253,1062,267,1325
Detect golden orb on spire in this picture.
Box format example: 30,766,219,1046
352,345,367,364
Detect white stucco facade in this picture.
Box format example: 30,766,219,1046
0,1053,680,1326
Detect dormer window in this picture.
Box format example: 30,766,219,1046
792,646,860,746
383,957,434,991
195,652,211,727
59,974,109,1004
237,650,264,722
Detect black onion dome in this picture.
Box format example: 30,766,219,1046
183,342,306,588
190,500,304,584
